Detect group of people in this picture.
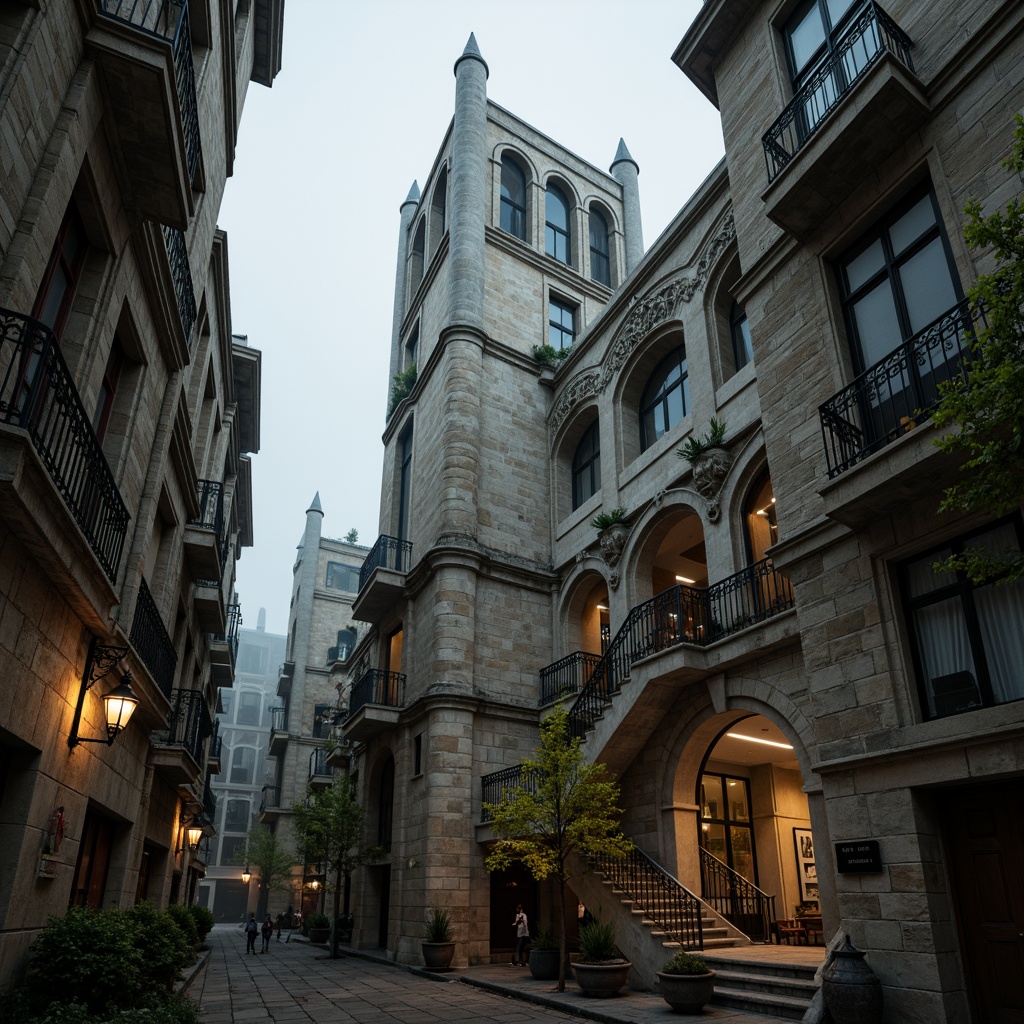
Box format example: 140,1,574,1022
244,909,291,954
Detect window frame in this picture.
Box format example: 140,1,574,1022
589,207,611,287
639,346,691,452
33,204,89,340
500,155,527,241
730,301,753,372
545,182,571,265
571,419,602,511
548,297,576,352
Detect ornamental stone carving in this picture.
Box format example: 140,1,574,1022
690,446,731,522
551,371,600,434
598,522,629,568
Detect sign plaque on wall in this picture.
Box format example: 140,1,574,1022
835,839,882,873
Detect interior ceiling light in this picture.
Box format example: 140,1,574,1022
675,575,696,584
726,731,793,750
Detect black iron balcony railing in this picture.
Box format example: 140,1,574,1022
538,650,602,707
203,777,217,820
161,225,197,346
480,764,539,822
819,300,983,478
700,847,776,943
211,601,241,660
269,707,287,738
568,558,795,739
348,669,406,718
166,688,211,766
189,477,224,535
309,748,331,780
208,720,222,762
130,577,178,698
259,785,280,813
358,534,413,591
763,2,913,182
98,0,202,182
0,308,130,583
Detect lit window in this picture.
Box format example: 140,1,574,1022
572,420,601,510
545,184,571,264
500,156,527,240
549,298,576,352
589,208,611,286
640,347,690,451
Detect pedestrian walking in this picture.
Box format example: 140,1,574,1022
261,915,273,953
274,912,282,941
244,914,258,955
511,905,529,967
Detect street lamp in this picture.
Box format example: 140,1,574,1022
242,867,251,885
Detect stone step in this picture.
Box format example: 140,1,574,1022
712,984,811,1021
702,954,820,982
709,967,818,1000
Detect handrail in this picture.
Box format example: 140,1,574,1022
130,577,178,697
699,847,776,943
567,558,794,738
819,299,983,477
348,669,406,718
0,308,130,582
538,650,601,707
592,847,705,949
166,688,210,765
762,1,913,181
358,534,413,590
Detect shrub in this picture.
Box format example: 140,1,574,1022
531,926,558,951
531,344,571,367
577,919,620,964
661,950,710,975
677,418,727,463
127,903,194,991
388,364,418,416
163,903,199,949
423,906,453,943
590,506,628,531
186,904,214,940
307,912,330,930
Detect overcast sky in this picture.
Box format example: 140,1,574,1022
218,0,725,636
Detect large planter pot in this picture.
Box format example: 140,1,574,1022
822,935,883,1024
657,970,716,1013
422,941,455,970
528,948,560,980
307,927,330,944
572,961,632,998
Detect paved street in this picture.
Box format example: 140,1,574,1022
192,925,800,1024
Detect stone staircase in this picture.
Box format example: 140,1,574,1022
703,953,819,1021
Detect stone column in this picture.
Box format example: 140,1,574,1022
610,138,643,276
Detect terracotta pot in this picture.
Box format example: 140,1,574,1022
657,969,716,1013
528,948,560,980
422,941,455,970
572,960,631,998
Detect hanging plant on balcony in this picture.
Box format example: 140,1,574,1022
387,364,418,418
677,418,730,522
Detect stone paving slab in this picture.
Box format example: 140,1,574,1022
194,925,798,1024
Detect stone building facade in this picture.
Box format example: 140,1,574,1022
344,7,1023,1021
0,0,282,988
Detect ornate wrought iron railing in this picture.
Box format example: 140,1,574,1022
208,720,222,763
97,0,202,182
161,225,197,346
538,650,602,707
259,785,280,813
593,847,705,949
567,559,795,738
347,669,406,718
166,688,210,766
203,777,217,820
480,764,540,822
130,577,177,697
309,748,331,780
699,848,776,943
189,477,224,532
763,2,913,182
358,534,413,590
268,706,287,738
0,308,130,582
819,299,983,477
211,601,240,660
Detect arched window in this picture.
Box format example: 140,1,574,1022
731,300,753,370
640,346,690,451
410,219,425,292
500,156,527,240
429,168,447,254
545,183,571,264
744,472,777,564
589,208,611,286
572,420,601,510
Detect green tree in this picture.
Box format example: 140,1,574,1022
291,776,369,959
932,115,1024,582
344,528,359,544
238,825,295,916
484,708,632,991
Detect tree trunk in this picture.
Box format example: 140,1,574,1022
557,871,568,993
331,862,342,959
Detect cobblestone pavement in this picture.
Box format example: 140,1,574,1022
192,925,797,1024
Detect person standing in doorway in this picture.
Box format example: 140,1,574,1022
512,904,529,967
245,913,258,955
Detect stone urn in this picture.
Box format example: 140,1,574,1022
422,941,456,970
572,960,632,998
307,926,330,944
528,947,560,980
657,969,716,1013
822,935,883,1024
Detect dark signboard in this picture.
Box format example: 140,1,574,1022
835,839,882,873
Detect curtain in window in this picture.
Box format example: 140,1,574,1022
976,577,1024,704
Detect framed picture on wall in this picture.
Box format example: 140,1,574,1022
793,828,818,905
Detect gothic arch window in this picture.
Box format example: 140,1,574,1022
545,182,571,265
410,219,426,294
640,346,690,452
589,206,611,286
429,167,448,255
500,155,527,240
572,419,601,511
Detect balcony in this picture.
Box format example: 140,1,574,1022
82,0,202,229
130,577,178,698
0,309,130,592
203,777,217,821
151,688,211,786
268,707,288,756
342,669,406,743
277,660,295,698
207,721,222,774
161,225,197,348
539,650,601,708
209,602,240,685
818,301,982,522
480,764,538,823
352,534,412,621
309,748,333,789
184,478,225,581
761,2,927,238
259,785,282,820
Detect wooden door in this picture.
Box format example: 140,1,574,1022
943,781,1024,1023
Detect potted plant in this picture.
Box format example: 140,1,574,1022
422,906,455,970
528,926,560,980
572,919,631,998
677,418,730,521
591,507,629,568
657,950,716,1013
307,912,330,944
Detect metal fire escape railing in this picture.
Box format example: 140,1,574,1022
130,577,178,698
699,847,776,943
819,299,984,477
762,1,913,181
97,0,202,182
592,847,706,950
567,558,795,739
166,688,211,766
538,650,602,707
347,669,406,719
0,308,130,583
358,534,413,591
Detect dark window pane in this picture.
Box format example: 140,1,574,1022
889,194,936,256
898,238,959,334
850,282,902,368
844,238,885,293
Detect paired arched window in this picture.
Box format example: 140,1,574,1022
545,183,571,264
640,346,690,451
589,208,611,286
572,420,601,510
500,156,527,240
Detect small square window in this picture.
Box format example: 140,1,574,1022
549,298,576,351
326,561,360,592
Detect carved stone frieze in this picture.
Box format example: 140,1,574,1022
551,370,600,434
690,446,731,523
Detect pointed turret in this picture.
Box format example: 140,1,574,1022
611,138,643,275
307,491,323,516
453,32,489,77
